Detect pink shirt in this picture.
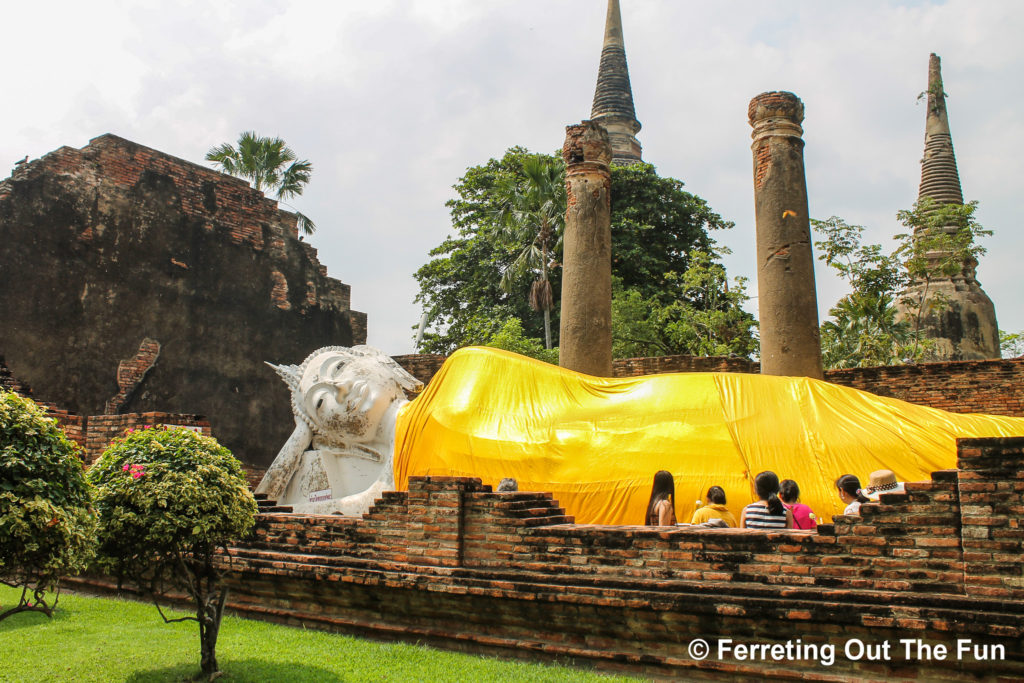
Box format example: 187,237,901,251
783,502,817,530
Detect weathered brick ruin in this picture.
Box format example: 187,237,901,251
0,134,366,467
67,436,1024,679
590,0,643,164
896,54,1000,360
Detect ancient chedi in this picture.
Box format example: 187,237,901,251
590,0,642,165
748,92,824,379
559,122,613,377
0,134,366,468
896,54,999,360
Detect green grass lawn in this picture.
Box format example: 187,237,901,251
0,585,636,682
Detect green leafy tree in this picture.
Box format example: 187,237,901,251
812,216,917,368
819,293,915,368
894,198,991,354
812,200,990,368
494,156,566,349
414,148,750,358
0,390,96,621
482,318,559,364
1000,330,1024,358
89,426,257,678
611,250,757,358
206,131,316,235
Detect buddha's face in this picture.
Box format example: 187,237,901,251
298,352,403,444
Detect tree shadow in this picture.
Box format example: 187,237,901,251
125,659,347,683
0,605,71,633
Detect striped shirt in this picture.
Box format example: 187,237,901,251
742,501,788,529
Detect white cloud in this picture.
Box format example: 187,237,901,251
3,0,1022,354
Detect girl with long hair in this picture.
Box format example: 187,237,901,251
740,471,794,529
645,470,677,526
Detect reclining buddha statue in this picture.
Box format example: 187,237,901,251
258,345,1024,523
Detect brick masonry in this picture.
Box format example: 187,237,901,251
2,358,206,462
67,437,1024,679
83,412,210,465
0,134,367,467
826,358,1024,417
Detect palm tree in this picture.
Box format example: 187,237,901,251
821,292,915,368
206,132,316,235
494,156,566,349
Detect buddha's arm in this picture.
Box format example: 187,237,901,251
255,418,313,498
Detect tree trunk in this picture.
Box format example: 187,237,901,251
198,585,228,676
541,238,552,349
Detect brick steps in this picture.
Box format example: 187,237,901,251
222,543,1024,620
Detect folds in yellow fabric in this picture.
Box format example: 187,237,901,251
393,347,1024,525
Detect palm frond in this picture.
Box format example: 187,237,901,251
277,160,313,200
294,211,316,236
206,132,317,232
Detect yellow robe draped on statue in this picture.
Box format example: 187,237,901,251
393,347,1024,525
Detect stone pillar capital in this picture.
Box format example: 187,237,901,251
749,92,805,144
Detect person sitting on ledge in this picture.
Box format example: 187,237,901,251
835,474,870,515
740,471,793,529
864,469,905,501
691,486,737,527
779,479,817,530
645,470,677,526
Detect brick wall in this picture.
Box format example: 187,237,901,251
65,436,1024,680
84,412,210,465
826,358,1024,417
0,134,367,468
2,357,234,466
0,357,25,393
104,338,161,414
392,353,448,387
2,356,86,449
957,437,1024,600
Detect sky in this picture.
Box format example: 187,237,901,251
3,0,1023,357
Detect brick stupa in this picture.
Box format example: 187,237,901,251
896,54,1000,360
590,0,643,165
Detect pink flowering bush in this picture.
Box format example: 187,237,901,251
88,426,256,677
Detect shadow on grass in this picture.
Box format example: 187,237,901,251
0,605,72,633
126,659,347,683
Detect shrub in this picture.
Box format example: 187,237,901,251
89,425,257,677
0,390,96,620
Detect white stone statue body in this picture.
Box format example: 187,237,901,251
255,345,422,515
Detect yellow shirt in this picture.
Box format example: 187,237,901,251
691,504,737,527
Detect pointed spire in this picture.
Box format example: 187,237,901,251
591,0,642,164
896,53,1001,361
918,53,964,205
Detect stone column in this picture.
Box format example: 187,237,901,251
748,92,823,379
559,121,613,377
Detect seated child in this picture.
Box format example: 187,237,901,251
779,479,817,530
741,471,793,529
835,474,870,515
691,486,737,527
